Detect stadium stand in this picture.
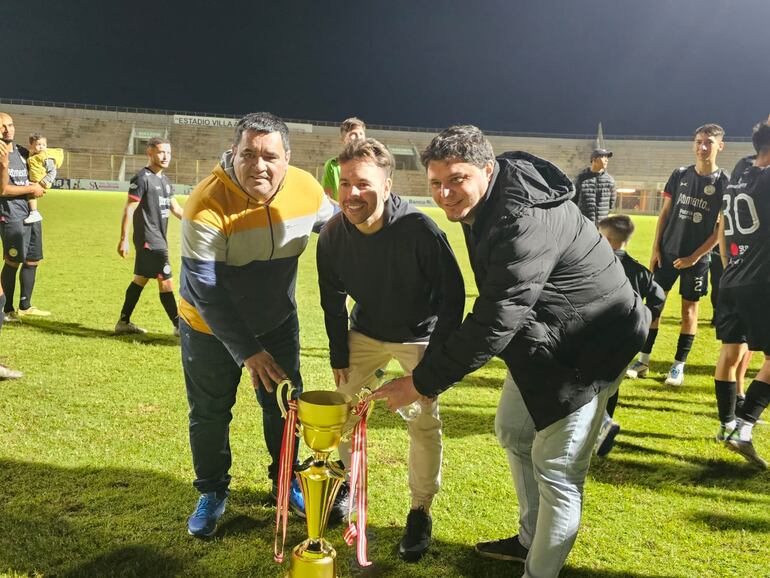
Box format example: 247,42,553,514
0,100,755,211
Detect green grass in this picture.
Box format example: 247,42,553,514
0,191,768,578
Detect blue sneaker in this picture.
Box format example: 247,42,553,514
272,478,306,519
187,492,227,537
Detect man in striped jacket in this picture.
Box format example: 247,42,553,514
179,112,334,537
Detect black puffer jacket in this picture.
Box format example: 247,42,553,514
573,168,616,225
413,152,649,430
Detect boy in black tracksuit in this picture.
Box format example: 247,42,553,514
596,215,666,456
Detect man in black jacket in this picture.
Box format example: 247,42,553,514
573,148,616,225
372,125,648,578
317,138,464,561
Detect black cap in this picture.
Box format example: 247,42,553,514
591,148,613,159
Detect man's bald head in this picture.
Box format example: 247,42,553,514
0,112,15,144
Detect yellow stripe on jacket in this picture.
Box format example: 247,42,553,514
179,162,333,342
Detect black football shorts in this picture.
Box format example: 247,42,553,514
0,220,43,263
134,247,172,280
716,284,770,354
653,253,709,302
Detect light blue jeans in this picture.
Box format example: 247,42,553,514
495,371,621,578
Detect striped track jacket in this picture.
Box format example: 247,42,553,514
179,156,334,365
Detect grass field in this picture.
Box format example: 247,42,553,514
0,190,768,578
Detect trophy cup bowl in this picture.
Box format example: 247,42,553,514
297,391,352,454
288,390,353,578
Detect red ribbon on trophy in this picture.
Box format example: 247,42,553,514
273,396,298,563
343,398,372,567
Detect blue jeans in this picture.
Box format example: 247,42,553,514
495,371,621,578
181,313,302,495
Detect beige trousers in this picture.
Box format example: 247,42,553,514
336,330,443,510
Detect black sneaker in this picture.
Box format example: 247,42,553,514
398,507,432,562
329,481,354,526
596,421,621,457
475,535,529,562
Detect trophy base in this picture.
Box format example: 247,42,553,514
287,539,337,578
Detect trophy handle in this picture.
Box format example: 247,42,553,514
275,379,297,420
352,387,373,414
341,387,374,441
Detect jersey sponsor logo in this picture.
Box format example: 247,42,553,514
704,185,716,196
8,248,17,257
7,167,28,184
676,192,710,211
729,242,748,257
693,212,703,223
679,181,689,188
163,264,171,275
129,183,138,189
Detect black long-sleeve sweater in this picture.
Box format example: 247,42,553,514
615,249,667,320
317,194,465,369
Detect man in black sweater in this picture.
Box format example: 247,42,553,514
316,138,464,562
372,125,648,577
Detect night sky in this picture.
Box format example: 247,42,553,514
3,0,769,137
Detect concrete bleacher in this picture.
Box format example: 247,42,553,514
605,138,755,184
0,101,757,201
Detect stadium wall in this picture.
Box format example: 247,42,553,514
0,101,756,213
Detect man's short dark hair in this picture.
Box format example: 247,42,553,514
233,112,290,152
598,214,635,244
29,132,45,144
147,137,170,149
752,121,770,155
694,123,725,139
338,138,394,178
340,117,365,136
420,125,495,169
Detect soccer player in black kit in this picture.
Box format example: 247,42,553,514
713,120,770,469
627,124,729,386
0,112,48,322
115,138,183,335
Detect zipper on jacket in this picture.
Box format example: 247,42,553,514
266,204,276,260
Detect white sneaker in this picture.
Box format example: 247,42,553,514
725,436,768,469
626,360,649,379
23,210,43,224
664,365,684,386
114,320,147,335
715,423,735,442
3,310,21,323
0,364,22,379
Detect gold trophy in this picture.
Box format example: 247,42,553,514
280,389,353,578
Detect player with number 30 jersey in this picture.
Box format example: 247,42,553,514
713,120,770,469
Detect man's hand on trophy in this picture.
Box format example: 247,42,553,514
368,375,424,412
332,367,349,387
244,350,287,393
